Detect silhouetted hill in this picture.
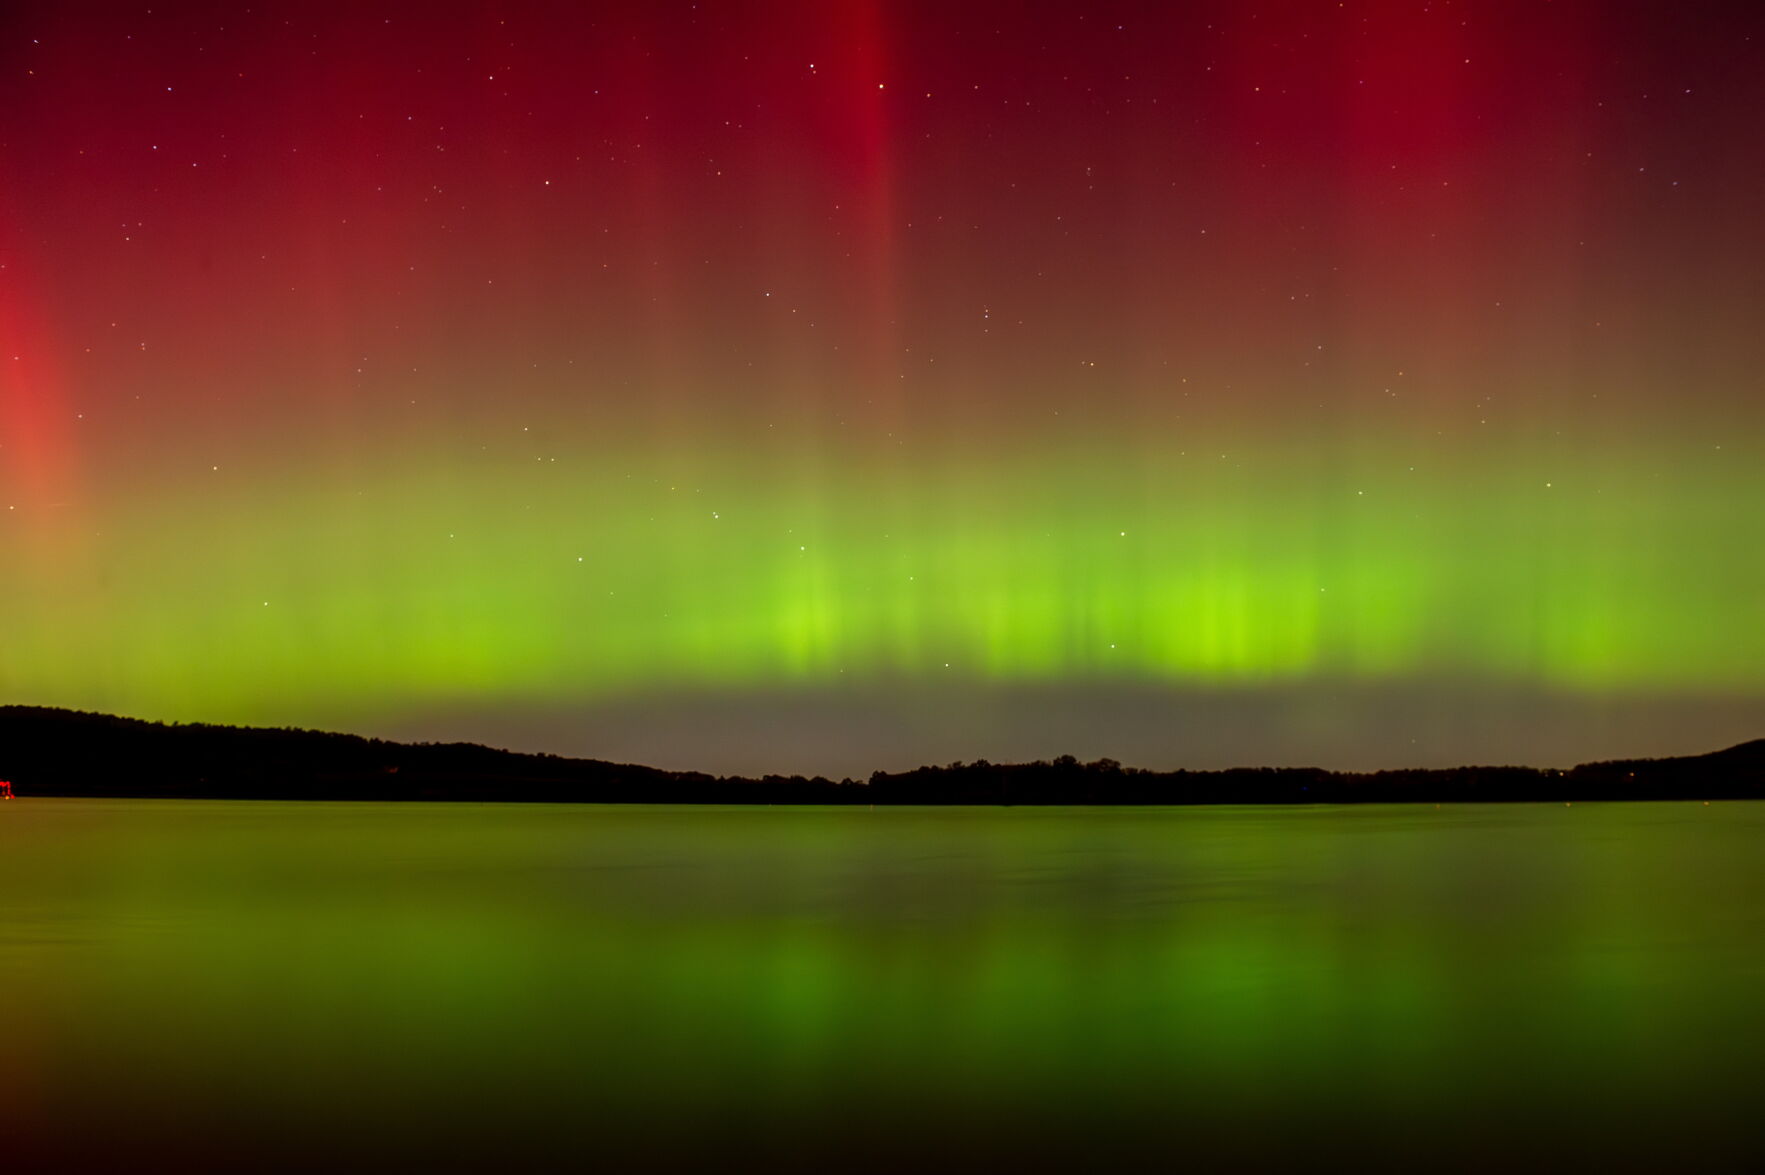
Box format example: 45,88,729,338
1,706,1761,804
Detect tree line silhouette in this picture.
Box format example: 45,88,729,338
1,706,1760,804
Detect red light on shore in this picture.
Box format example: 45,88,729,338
0,781,13,800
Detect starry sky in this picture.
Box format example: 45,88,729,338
2,1,1761,775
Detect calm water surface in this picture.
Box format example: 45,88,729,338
3,800,1763,1171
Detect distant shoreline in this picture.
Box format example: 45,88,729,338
2,706,1760,806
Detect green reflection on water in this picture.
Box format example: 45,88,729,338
3,801,1763,1170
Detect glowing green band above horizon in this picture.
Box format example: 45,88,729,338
4,419,1759,730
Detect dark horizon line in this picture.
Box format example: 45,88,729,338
1,704,1761,805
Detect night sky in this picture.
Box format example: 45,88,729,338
2,1,1761,775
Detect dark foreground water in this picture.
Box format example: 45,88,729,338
3,800,1763,1171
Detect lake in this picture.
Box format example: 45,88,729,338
3,800,1763,1171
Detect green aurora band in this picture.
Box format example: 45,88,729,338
6,419,1759,732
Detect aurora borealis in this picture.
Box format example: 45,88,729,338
2,2,1761,774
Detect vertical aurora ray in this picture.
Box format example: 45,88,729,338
0,263,81,535
0,2,1760,770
